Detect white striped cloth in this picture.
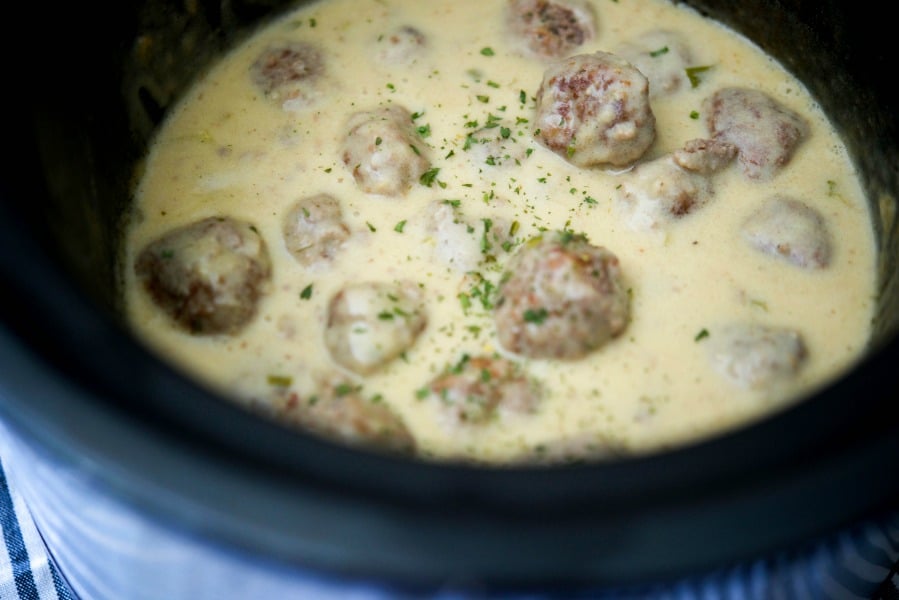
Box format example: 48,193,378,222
0,459,75,600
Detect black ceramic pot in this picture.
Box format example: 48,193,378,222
1,0,898,598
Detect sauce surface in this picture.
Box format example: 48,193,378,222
121,0,877,464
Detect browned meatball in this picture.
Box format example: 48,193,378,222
741,195,832,269
424,354,540,428
325,281,428,375
615,29,694,98
282,194,350,268
494,231,630,359
704,87,809,181
250,41,324,110
616,138,736,231
134,216,272,335
706,322,807,389
341,105,431,196
534,52,656,168
672,138,738,174
276,378,416,455
505,0,597,60
375,25,427,64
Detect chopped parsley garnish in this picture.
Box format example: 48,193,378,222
690,110,700,119
685,65,712,88
480,47,495,56
267,374,293,387
650,46,669,57
694,328,710,342
335,383,357,397
300,284,313,300
394,220,407,233
523,308,549,324
420,167,440,187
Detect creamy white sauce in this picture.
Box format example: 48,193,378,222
122,0,877,463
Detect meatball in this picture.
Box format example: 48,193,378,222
281,378,416,455
425,199,514,272
615,29,693,98
741,195,832,269
375,25,427,64
704,87,809,181
424,354,540,428
134,216,272,335
250,41,324,111
465,125,529,168
672,137,738,175
505,0,597,61
282,194,351,269
534,51,656,168
325,280,428,375
494,231,630,359
341,105,431,196
707,322,807,389
616,138,736,231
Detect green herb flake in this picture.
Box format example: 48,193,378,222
335,383,356,397
523,307,549,324
366,221,377,232
300,284,313,300
476,94,490,103
377,310,395,320
689,110,700,120
394,220,407,233
694,328,710,342
519,90,527,104
417,124,432,138
415,387,431,400
267,374,293,387
375,136,383,145
420,167,440,187
459,293,472,311
650,46,669,58
685,65,712,88
480,47,495,56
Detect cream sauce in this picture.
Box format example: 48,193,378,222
121,0,877,463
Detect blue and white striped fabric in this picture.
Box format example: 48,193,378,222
0,459,76,600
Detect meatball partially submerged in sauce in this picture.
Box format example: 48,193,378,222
741,195,832,269
282,193,351,269
505,0,597,61
704,87,809,181
707,322,808,389
134,216,272,335
325,280,428,375
534,51,656,168
250,41,324,110
424,354,540,429
494,231,630,359
268,377,416,455
341,105,431,196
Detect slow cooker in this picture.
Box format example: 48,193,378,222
2,0,899,597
